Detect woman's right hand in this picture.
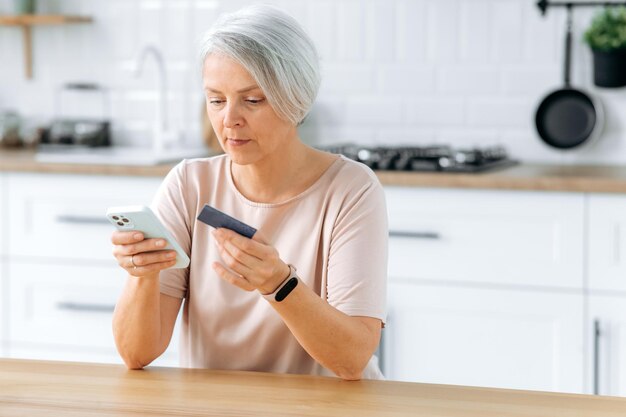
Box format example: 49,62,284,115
111,231,177,277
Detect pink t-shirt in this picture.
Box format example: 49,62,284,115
152,154,388,379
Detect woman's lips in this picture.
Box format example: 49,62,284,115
227,138,251,146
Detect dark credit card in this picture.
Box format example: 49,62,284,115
197,204,257,239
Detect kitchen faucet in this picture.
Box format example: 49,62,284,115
134,44,169,153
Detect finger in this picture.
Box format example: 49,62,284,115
129,259,177,277
111,230,144,245
215,239,253,277
129,250,177,268
214,228,267,260
251,230,269,244
220,237,260,268
112,238,169,257
212,262,255,292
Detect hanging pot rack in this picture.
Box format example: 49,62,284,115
538,1,626,15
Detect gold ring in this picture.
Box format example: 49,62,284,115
130,255,137,269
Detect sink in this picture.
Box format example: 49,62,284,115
35,146,212,166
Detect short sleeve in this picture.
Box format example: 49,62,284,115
326,174,388,323
151,161,193,299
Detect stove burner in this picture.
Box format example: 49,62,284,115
321,144,517,173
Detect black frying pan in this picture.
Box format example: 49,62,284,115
535,5,603,149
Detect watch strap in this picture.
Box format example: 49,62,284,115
261,264,298,302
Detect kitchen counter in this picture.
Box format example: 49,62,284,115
4,148,626,193
2,359,626,417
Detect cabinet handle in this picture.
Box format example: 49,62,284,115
56,302,115,313
594,319,601,395
389,231,440,240
56,215,110,225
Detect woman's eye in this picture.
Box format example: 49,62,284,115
208,99,224,105
246,98,264,105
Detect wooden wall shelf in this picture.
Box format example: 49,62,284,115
0,15,93,79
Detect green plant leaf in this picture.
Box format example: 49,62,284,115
584,7,626,51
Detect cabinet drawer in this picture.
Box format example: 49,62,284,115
385,281,584,393
385,187,584,288
9,262,125,349
7,173,162,261
9,262,180,363
588,194,626,292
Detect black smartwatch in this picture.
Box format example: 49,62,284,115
261,264,299,302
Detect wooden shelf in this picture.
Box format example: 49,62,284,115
0,15,93,79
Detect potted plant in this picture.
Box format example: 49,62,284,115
584,6,626,88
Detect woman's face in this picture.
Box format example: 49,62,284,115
202,53,297,166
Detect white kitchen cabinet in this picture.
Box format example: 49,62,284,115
8,259,179,366
585,194,626,395
7,173,161,262
384,281,584,394
586,295,626,396
588,194,626,293
382,187,586,394
9,261,125,352
0,173,6,357
385,187,585,289
3,172,180,367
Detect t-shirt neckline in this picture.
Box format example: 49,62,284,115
226,155,344,208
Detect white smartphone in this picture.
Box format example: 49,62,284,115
106,205,190,269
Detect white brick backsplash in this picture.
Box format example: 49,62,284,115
378,66,436,94
522,0,560,65
299,125,377,146
304,1,336,61
491,1,524,64
0,0,625,164
345,97,403,125
319,65,375,95
499,130,567,164
407,98,465,127
138,1,162,48
375,128,436,145
437,67,501,95
458,0,491,64
467,98,533,128
366,0,395,62
336,1,367,62
502,68,560,97
426,0,459,64
395,0,427,63
304,99,347,127
163,1,193,62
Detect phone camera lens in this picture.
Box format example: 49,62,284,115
117,221,124,226
112,216,119,221
122,218,129,223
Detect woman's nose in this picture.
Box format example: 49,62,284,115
223,103,243,127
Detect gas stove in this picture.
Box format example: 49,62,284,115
321,144,518,173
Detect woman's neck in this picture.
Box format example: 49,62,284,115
230,141,334,204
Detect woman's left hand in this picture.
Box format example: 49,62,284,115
212,228,290,294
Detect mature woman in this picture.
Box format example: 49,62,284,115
111,5,388,381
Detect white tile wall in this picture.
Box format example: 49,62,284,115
0,0,624,163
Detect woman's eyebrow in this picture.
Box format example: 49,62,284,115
204,84,261,93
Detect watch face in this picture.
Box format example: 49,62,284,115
275,277,298,302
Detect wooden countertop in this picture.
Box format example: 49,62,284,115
2,359,626,417
4,148,626,193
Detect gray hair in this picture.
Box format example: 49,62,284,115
199,5,320,126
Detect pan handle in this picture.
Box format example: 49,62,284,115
564,3,573,87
